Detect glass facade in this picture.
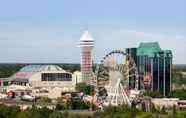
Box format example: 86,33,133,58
126,42,172,96
126,48,137,89
152,55,159,91
164,52,172,96
158,52,164,95
41,73,72,81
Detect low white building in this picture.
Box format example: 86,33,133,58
151,98,179,109
13,65,74,91
0,65,85,99
72,71,82,85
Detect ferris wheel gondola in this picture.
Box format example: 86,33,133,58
94,50,139,106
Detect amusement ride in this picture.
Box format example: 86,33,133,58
93,50,141,107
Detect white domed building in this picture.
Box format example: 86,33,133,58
13,65,74,91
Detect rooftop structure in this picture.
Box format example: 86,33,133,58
137,42,161,57
14,65,65,79
20,65,63,72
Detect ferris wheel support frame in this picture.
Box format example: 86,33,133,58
107,78,131,106
94,49,140,107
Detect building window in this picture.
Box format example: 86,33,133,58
41,73,72,81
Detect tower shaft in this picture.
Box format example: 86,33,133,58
79,31,94,84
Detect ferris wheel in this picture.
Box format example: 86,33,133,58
94,50,139,106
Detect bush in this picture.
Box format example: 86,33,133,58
75,82,94,95
136,112,154,118
49,112,64,118
55,104,65,111
171,89,186,100
143,90,163,98
37,97,52,103
71,100,90,110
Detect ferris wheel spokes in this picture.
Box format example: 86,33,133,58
95,49,140,107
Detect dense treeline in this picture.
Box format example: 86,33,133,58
172,65,186,88
0,64,25,78
173,64,186,72
143,89,186,100
1,104,186,118
58,64,80,73
143,90,163,98
171,89,186,100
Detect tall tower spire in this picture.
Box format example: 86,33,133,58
79,31,94,84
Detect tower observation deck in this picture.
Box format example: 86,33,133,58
79,31,94,84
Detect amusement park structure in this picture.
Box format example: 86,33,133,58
78,31,172,107
93,50,140,107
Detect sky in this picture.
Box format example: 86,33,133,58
0,0,185,64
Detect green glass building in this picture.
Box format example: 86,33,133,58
126,42,172,96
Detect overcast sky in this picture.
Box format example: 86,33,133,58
0,0,185,64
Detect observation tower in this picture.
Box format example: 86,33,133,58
79,31,94,84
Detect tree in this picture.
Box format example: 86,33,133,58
171,89,186,100
38,107,53,118
56,104,65,111
49,112,64,118
71,99,90,110
0,104,20,118
136,112,154,118
37,96,52,103
16,112,29,118
143,90,162,98
172,105,177,118
0,64,25,78
75,82,94,95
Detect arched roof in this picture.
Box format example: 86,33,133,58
14,65,66,79
20,65,64,72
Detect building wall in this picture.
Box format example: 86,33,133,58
126,43,172,96
138,52,172,96
80,48,93,83
126,48,137,89
28,71,74,91
72,71,82,85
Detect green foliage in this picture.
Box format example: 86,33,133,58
37,96,52,103
0,104,20,118
75,82,94,95
171,89,186,100
172,65,186,86
55,103,66,110
173,111,186,118
15,112,29,118
48,112,64,118
0,63,80,78
71,99,90,110
37,107,53,118
56,98,91,110
172,71,186,85
143,90,163,98
2,103,186,118
59,64,80,73
0,64,24,78
173,64,186,72
136,112,154,118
